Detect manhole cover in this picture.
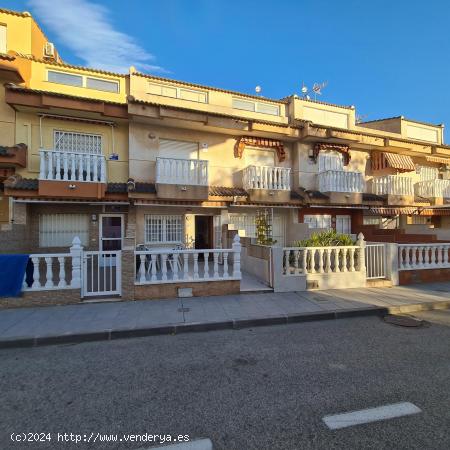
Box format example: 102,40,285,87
177,307,190,313
384,315,425,327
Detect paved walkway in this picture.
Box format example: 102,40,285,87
1,282,450,348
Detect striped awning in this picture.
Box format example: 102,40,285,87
368,207,418,216
426,155,450,165
372,152,415,172
419,208,450,216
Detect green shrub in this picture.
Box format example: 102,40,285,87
293,229,354,248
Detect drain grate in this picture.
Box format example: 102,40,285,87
177,307,190,313
384,315,425,327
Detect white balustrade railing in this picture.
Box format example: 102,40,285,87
318,170,365,193
415,179,450,198
135,235,241,284
39,149,106,182
156,157,208,186
283,245,362,275
22,237,83,291
243,165,291,190
372,175,414,196
398,243,450,270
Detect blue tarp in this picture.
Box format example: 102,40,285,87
0,254,30,297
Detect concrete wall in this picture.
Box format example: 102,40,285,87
129,121,293,187
14,112,129,182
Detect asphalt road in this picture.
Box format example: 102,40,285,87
0,312,449,450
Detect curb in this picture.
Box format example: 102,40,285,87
0,306,388,350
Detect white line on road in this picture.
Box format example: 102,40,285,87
323,402,422,430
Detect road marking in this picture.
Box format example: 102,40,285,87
140,438,213,450
323,402,422,430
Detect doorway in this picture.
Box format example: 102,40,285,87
100,214,123,251
195,215,213,249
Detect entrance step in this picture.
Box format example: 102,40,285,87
83,297,122,304
366,279,393,288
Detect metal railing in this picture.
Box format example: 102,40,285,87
365,243,386,279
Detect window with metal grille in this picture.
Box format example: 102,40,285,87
145,215,183,244
54,131,103,154
303,214,332,229
39,214,89,247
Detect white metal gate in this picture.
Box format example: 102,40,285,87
82,251,121,297
365,244,386,279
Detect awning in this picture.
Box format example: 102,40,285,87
235,136,285,162
426,155,450,165
419,208,450,216
372,152,415,172
368,207,418,216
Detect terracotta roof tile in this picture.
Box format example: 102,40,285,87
209,186,248,197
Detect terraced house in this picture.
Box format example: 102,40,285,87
2,7,450,305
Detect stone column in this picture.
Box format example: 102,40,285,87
121,206,136,300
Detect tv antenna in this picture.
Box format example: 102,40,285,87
301,81,328,100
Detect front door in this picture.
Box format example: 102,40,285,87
195,215,213,249
100,214,123,251
336,215,351,235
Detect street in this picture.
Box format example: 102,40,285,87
1,312,449,450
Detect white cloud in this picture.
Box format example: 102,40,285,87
28,0,166,74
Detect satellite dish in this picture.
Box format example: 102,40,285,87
301,85,308,94
255,85,262,94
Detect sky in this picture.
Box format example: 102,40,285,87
4,0,450,138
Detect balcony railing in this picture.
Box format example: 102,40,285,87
39,149,106,182
415,179,450,198
318,170,365,193
372,175,414,196
156,157,208,186
243,165,291,190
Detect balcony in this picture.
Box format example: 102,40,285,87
371,175,414,205
155,157,209,200
318,170,364,193
38,149,106,199
415,179,450,202
242,165,291,203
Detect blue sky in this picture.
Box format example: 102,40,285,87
4,0,450,137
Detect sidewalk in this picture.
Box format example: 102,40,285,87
1,282,450,349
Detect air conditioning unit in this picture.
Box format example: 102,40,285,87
44,42,55,58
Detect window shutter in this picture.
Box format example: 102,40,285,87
159,139,198,160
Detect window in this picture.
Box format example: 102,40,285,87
148,82,207,103
39,214,89,247
228,213,285,245
145,215,183,244
86,77,119,93
159,139,198,159
0,24,6,53
244,148,275,167
232,98,280,116
407,215,431,225
232,98,255,112
48,70,83,87
54,131,102,154
303,214,332,229
318,151,344,172
363,216,381,226
47,70,119,92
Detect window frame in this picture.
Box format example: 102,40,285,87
47,69,120,93
147,82,208,103
232,97,280,116
144,214,183,245
39,214,89,248
303,214,332,230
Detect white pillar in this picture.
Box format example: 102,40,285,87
232,234,242,279
70,236,83,289
357,232,366,274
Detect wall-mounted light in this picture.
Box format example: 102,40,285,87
180,186,187,191
68,184,76,189
148,133,156,140
201,142,209,152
